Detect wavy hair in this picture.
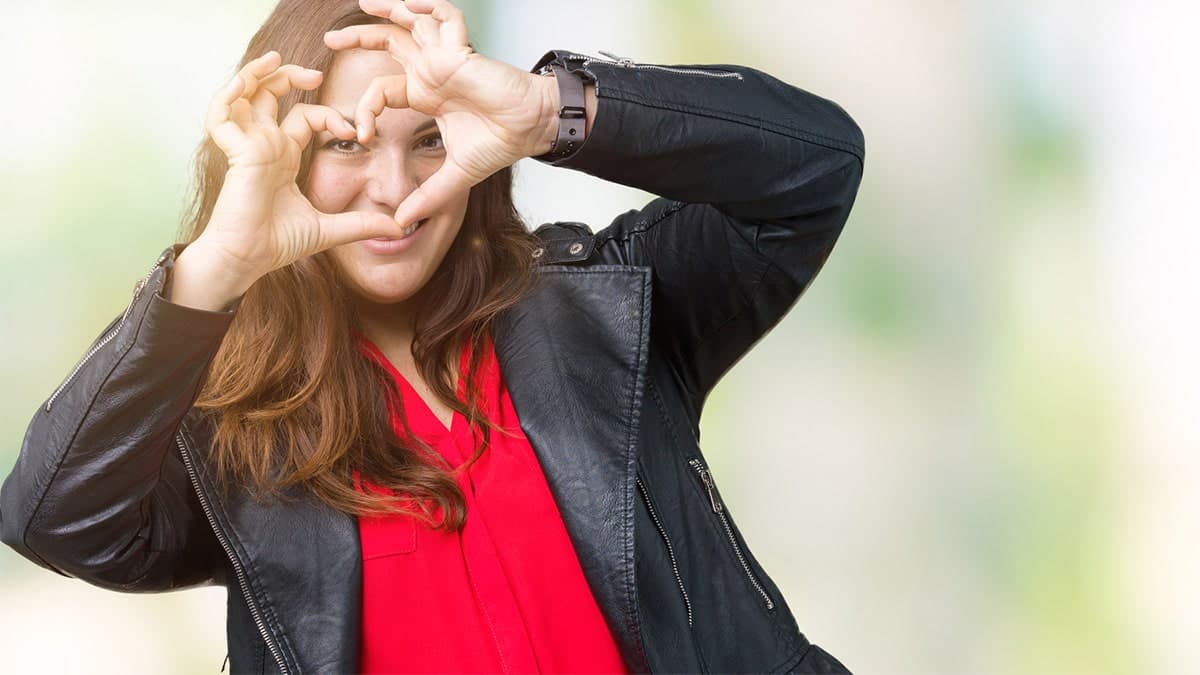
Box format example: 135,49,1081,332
179,0,539,530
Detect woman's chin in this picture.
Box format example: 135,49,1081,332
335,253,430,301
350,283,421,306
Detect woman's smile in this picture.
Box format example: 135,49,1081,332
360,217,429,254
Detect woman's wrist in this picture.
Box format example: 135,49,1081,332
532,73,562,157
167,238,258,312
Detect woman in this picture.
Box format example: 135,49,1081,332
0,0,864,672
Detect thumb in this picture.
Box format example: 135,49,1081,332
314,209,406,250
392,163,473,228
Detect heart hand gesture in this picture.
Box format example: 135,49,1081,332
200,50,409,281
324,0,561,228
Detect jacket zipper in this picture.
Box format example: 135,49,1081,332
636,477,694,627
687,457,775,611
587,50,744,80
44,252,169,412
174,431,290,675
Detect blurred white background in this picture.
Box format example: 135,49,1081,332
2,1,1197,673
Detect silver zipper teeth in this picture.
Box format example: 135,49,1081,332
175,432,290,675
590,50,744,80
44,260,163,412
688,457,775,611
636,477,694,627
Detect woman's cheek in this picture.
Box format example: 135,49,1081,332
304,159,359,212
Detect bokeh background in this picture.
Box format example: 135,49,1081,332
2,1,1197,673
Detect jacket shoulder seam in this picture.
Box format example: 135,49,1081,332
594,200,689,250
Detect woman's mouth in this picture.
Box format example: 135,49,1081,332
396,218,426,239
361,218,429,255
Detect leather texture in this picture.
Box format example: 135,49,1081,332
1,49,864,674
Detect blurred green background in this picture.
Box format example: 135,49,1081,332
2,1,1197,673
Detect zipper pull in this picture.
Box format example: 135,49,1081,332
597,50,635,67
689,458,723,513
700,468,723,513
131,250,169,299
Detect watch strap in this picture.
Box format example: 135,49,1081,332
535,63,587,162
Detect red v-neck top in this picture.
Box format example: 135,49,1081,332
354,335,627,674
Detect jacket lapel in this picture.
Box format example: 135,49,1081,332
493,265,653,672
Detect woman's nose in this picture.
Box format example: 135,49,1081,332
364,148,420,211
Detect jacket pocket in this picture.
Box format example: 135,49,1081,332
636,476,694,627
686,456,775,611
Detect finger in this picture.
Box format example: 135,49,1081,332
229,98,257,133
392,163,473,227
213,71,247,111
403,0,461,22
205,52,296,156
206,76,249,151
355,73,409,144
403,0,469,47
324,23,419,62
411,16,441,49
279,103,358,150
316,209,408,249
357,0,420,30
222,51,289,132
250,65,324,123
206,51,280,133
216,51,281,107
206,115,244,155
228,51,284,108
356,0,440,48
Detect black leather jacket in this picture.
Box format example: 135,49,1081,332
1,49,864,674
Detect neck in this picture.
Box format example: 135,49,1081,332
350,292,466,389
354,296,418,365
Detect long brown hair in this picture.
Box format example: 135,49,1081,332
180,0,539,530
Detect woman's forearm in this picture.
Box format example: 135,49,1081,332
530,50,864,224
0,249,231,586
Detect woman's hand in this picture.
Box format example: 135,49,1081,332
323,0,562,227
183,50,407,305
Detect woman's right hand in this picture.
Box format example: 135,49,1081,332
171,51,404,310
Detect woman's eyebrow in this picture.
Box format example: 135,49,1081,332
410,119,439,136
335,115,439,139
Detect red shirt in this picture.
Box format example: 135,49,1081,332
355,335,627,674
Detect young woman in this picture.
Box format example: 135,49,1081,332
0,0,864,672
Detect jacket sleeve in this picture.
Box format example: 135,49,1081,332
531,50,865,417
0,246,231,591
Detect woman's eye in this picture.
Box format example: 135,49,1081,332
322,139,362,154
416,134,444,152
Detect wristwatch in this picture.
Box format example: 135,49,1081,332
534,63,588,162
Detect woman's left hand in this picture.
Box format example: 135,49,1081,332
324,0,559,227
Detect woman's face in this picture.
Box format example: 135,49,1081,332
305,48,469,306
